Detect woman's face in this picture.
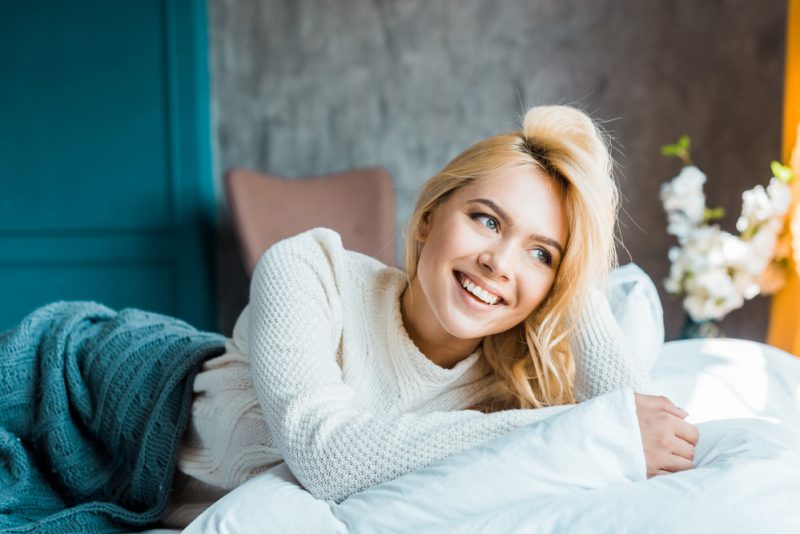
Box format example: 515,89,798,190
414,166,568,343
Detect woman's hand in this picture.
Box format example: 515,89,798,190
634,393,700,478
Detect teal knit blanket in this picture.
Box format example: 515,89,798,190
0,301,226,532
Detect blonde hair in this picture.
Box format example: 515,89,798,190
403,105,619,411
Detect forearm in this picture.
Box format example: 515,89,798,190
572,288,653,402
268,400,573,503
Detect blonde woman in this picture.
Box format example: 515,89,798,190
164,105,699,526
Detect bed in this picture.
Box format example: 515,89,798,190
134,264,800,532
152,336,800,533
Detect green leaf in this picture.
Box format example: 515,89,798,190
771,160,794,183
740,225,758,240
660,135,693,165
703,206,726,222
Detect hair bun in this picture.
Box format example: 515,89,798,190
521,105,611,176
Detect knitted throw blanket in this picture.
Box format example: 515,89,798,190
0,301,226,532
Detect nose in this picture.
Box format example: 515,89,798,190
478,242,513,281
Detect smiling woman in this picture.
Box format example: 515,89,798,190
158,105,701,527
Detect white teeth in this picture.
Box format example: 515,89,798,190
459,273,499,305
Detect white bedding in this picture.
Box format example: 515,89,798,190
181,338,800,533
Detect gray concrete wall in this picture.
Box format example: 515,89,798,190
208,0,786,341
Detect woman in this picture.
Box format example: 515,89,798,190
164,105,699,526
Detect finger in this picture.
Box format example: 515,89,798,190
661,402,689,419
675,420,700,446
652,469,673,477
646,395,689,419
663,454,695,473
671,438,695,462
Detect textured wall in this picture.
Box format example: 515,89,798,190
209,0,786,340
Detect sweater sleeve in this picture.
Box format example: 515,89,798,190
571,287,654,402
246,230,599,503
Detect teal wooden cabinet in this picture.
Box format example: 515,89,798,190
0,0,217,331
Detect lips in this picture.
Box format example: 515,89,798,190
454,271,505,305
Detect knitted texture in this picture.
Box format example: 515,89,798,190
169,228,651,507
571,287,653,402
0,301,225,532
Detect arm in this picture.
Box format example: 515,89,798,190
571,287,654,402
571,288,699,477
247,230,587,503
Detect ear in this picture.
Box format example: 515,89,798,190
416,211,433,243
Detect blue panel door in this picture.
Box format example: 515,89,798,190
0,0,216,330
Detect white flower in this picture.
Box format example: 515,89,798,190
660,165,707,239
737,184,771,232
662,163,792,323
736,178,793,235
664,247,689,294
719,233,749,266
731,269,760,300
767,178,793,215
683,264,745,322
748,229,778,269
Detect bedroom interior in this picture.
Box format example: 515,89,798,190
209,0,789,343
1,0,800,532
0,0,791,342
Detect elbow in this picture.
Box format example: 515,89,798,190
283,450,355,503
294,471,352,504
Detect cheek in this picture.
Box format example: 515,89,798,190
418,219,464,276
517,271,557,315
416,242,445,302
428,217,470,257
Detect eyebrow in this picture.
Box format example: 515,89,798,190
469,198,565,258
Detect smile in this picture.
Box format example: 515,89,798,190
454,271,504,306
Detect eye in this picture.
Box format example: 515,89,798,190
471,213,499,233
529,247,553,266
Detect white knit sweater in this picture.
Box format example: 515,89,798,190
164,228,651,525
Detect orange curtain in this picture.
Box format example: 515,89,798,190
767,0,800,355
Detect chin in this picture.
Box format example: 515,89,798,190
439,313,496,342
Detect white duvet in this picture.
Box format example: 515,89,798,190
183,338,800,533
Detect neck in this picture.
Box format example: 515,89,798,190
400,276,481,369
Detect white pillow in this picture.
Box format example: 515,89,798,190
605,263,665,372
182,463,346,533
181,389,643,533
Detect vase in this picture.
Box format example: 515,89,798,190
680,316,724,339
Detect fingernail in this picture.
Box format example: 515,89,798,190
678,407,689,417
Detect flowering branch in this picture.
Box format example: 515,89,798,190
660,135,794,322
